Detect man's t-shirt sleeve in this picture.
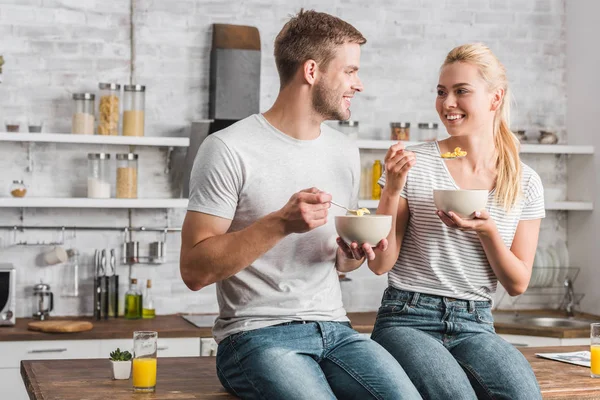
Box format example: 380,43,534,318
187,135,241,220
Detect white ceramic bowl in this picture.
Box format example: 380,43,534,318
433,189,488,219
335,215,392,245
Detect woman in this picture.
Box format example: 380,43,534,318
369,43,544,399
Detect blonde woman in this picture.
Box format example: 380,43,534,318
369,43,544,399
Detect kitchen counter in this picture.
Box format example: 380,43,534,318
1,310,597,341
20,346,600,399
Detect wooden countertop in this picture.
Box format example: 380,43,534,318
20,346,600,399
1,310,597,341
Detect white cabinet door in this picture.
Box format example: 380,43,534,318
100,338,201,358
0,340,101,369
560,338,591,346
200,338,218,356
498,334,561,347
0,368,28,400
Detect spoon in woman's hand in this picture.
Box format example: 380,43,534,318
330,201,371,216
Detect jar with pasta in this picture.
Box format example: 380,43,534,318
116,153,138,199
123,84,145,137
72,93,95,135
97,82,120,136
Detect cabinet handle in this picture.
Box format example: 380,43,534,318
28,348,68,353
157,346,168,351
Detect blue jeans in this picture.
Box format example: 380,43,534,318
371,287,542,400
216,321,422,399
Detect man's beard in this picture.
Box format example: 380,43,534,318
312,81,349,121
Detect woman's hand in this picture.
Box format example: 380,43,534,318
383,142,416,196
336,237,388,261
436,209,496,236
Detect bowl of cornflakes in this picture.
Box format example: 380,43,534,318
433,189,488,219
335,214,392,245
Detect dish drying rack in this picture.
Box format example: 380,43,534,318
496,266,583,309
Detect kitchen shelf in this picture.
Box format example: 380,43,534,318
0,198,189,209
0,132,190,147
357,200,593,211
355,140,594,154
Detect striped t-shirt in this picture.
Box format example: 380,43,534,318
378,141,545,302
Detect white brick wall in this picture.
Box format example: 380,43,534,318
0,0,567,316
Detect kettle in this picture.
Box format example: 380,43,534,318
32,282,54,320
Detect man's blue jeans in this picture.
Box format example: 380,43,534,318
371,287,542,400
216,320,422,399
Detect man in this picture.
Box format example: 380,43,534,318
180,9,420,400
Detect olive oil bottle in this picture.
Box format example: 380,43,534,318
142,279,155,319
124,278,142,319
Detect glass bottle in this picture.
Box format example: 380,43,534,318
142,279,155,319
123,84,146,136
124,278,142,320
10,180,27,197
116,153,138,198
87,153,111,198
72,93,95,135
97,82,120,136
371,160,382,200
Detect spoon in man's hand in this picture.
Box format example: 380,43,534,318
330,201,371,216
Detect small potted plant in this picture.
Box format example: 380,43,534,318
109,348,133,380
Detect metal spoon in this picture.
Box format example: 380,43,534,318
330,201,371,216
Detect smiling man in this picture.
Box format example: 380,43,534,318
180,9,420,400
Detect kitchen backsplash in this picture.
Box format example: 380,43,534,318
0,0,567,316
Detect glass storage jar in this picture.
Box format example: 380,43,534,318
87,153,111,198
116,153,138,198
72,93,95,135
97,83,120,136
10,180,27,197
390,122,410,141
417,122,439,142
123,84,145,137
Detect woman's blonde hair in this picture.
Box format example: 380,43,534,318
442,43,521,211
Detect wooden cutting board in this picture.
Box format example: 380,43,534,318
28,320,93,333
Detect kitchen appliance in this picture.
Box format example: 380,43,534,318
182,23,261,198
32,282,53,320
0,264,16,326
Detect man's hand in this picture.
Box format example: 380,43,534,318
276,187,332,234
336,237,388,261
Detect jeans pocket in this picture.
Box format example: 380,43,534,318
475,308,495,325
377,300,410,317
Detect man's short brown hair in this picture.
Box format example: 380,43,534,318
274,9,366,87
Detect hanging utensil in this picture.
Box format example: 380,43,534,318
108,248,119,318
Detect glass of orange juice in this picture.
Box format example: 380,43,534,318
133,331,158,392
592,323,600,378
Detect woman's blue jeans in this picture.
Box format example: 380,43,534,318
371,287,542,400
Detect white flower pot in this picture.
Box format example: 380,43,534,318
110,360,132,380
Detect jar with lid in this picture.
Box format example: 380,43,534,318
97,83,120,136
10,180,27,197
417,122,439,142
338,120,359,139
390,122,410,141
122,84,145,137
88,153,111,198
116,153,138,198
72,93,95,135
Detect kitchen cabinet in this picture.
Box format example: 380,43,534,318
0,337,200,400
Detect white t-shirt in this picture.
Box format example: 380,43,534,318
187,114,360,342
379,141,545,302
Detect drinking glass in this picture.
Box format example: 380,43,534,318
132,331,157,392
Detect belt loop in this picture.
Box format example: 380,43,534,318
409,292,420,307
468,300,475,313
